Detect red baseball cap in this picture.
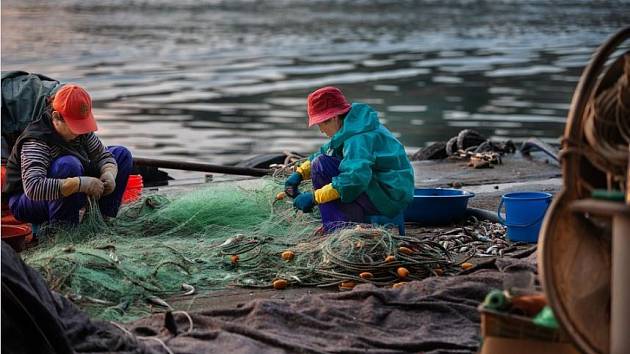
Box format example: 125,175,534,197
52,84,97,134
307,86,351,127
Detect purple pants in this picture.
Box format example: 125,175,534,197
311,155,378,231
9,146,133,226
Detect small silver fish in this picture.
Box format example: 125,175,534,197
67,293,114,305
476,235,492,243
219,234,244,248
147,295,172,309
182,283,195,296
442,228,464,236
485,245,499,254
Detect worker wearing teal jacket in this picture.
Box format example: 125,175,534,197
286,86,414,231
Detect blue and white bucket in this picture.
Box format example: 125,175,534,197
497,192,553,243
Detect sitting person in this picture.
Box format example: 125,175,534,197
3,84,132,227
285,86,414,231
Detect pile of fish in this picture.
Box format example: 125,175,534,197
415,217,518,258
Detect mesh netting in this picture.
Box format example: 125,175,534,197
23,178,461,322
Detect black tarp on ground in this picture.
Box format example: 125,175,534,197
1,240,537,354
1,242,150,354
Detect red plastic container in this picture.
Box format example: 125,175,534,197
122,174,143,204
2,214,24,225
1,164,6,189
1,224,32,252
1,165,8,215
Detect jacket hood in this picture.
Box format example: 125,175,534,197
329,103,380,149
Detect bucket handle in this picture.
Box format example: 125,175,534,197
497,198,551,228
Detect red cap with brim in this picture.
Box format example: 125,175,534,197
52,84,98,135
307,86,351,127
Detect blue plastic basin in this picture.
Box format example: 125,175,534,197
404,188,475,225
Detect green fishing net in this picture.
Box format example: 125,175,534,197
23,178,459,322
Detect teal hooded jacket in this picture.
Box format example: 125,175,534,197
311,103,414,217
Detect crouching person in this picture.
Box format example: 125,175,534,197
286,86,414,232
3,84,132,228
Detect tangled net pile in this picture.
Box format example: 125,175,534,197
22,178,463,322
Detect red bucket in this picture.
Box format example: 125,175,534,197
1,164,6,190
1,224,32,252
1,165,8,214
2,214,25,225
122,174,143,204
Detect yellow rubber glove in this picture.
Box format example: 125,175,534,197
314,183,340,204
296,160,311,180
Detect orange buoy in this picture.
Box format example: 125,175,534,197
339,280,356,290
385,255,395,263
273,279,288,290
397,267,409,279
398,246,413,255
230,255,239,265
392,282,408,289
461,262,474,270
281,250,295,261
359,272,373,280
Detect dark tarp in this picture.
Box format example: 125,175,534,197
126,251,536,354
1,71,60,160
1,242,151,354
1,240,537,354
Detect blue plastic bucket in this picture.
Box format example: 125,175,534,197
404,188,475,225
497,192,552,243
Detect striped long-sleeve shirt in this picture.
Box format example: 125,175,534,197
20,133,116,201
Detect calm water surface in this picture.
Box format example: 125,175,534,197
2,0,629,176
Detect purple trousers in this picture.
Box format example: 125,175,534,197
9,146,133,226
311,155,378,231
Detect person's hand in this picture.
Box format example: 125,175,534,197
293,192,316,213
100,171,116,196
284,172,302,198
79,176,104,198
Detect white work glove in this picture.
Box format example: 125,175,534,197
79,176,105,199
100,170,116,196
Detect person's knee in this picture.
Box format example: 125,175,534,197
7,194,47,224
311,155,325,175
109,146,133,166
50,156,83,178
311,155,339,178
7,195,23,219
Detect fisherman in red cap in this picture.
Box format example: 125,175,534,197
3,84,132,229
285,86,414,231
